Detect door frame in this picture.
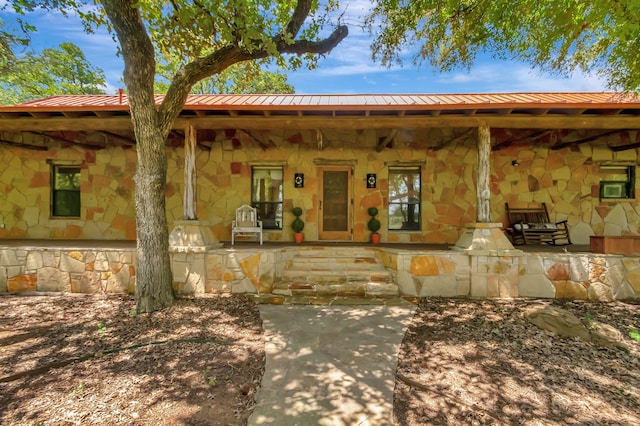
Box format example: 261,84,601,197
318,166,353,240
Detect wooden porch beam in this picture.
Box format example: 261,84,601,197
609,142,640,152
550,129,623,150
609,130,640,151
93,131,136,146
28,131,105,150
491,129,554,151
0,138,48,150
2,114,640,132
376,129,397,152
431,128,473,151
239,129,272,150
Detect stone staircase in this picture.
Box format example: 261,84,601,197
272,247,398,299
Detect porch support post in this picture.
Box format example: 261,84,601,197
184,124,197,220
476,124,491,222
169,125,222,291
453,124,522,299
454,124,519,255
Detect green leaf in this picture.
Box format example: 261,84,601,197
368,0,640,92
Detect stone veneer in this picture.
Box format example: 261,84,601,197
1,246,638,301
0,247,136,294
2,128,640,245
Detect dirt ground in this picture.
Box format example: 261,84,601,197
394,298,640,425
1,294,639,426
0,294,264,426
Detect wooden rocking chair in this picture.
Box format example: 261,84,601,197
231,204,263,245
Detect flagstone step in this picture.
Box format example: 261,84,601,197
249,294,419,306
276,246,399,298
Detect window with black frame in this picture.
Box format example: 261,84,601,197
51,165,81,217
251,166,283,229
388,167,421,230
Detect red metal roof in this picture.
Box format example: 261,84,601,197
5,92,640,112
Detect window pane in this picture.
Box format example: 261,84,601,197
55,167,81,190
251,167,283,229
52,166,81,217
389,168,421,230
53,191,81,217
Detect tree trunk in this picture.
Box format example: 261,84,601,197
103,0,174,313
476,125,492,223
133,126,174,313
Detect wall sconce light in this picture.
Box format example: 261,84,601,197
294,173,304,188
366,173,377,188
512,160,520,167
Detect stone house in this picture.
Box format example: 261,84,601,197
1,92,639,244
1,92,640,301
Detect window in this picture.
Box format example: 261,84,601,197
388,167,421,230
51,165,81,217
599,165,635,200
251,166,283,229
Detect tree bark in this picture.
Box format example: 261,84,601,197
103,0,174,313
476,125,492,222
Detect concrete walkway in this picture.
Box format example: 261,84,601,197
248,303,417,426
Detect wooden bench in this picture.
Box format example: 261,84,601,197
505,203,571,246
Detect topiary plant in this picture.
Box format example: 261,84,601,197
367,207,381,234
291,207,305,233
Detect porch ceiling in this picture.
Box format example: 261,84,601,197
1,92,640,151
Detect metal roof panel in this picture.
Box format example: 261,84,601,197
3,92,640,113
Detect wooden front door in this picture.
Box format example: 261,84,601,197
318,166,352,240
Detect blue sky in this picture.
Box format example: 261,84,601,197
1,0,608,95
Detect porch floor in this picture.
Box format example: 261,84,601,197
0,238,591,253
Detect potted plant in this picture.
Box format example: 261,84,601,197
368,207,381,244
292,207,305,243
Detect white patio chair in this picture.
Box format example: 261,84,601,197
231,204,263,245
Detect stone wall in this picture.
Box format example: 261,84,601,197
1,246,638,301
2,128,639,244
0,246,136,294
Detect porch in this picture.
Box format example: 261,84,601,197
2,239,638,303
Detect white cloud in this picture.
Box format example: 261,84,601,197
433,62,608,93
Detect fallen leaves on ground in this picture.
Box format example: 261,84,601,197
0,294,264,426
394,298,640,425
2,294,639,425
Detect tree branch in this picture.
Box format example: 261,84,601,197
159,8,348,133
285,0,312,38
102,0,156,118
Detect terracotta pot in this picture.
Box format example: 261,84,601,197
371,233,381,244
294,233,304,243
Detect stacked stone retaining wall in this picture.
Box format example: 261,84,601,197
1,246,638,301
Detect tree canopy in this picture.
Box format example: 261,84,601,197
155,60,295,94
0,41,106,104
368,0,640,91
